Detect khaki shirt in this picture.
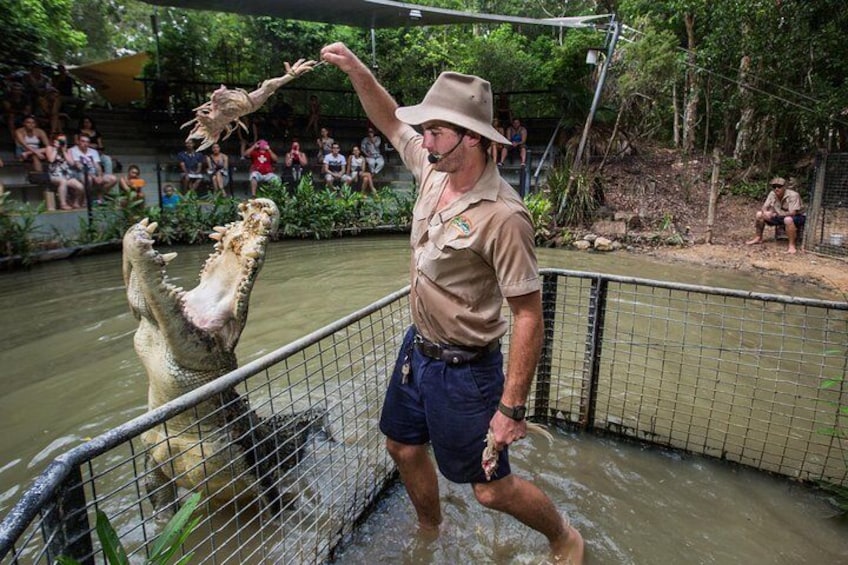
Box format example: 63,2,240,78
763,188,803,215
397,129,540,347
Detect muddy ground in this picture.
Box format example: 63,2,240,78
595,146,848,296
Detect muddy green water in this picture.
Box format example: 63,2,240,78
0,235,845,563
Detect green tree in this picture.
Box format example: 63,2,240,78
0,0,85,70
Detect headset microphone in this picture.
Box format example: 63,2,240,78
427,134,466,164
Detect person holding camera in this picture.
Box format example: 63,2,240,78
48,133,85,209
243,139,279,196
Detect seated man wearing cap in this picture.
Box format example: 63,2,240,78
745,176,805,254
321,43,584,564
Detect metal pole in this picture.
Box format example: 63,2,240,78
572,19,620,173
370,28,378,69
151,10,162,79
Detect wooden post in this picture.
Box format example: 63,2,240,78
706,148,721,244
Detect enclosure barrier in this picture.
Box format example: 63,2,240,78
1,271,846,564
807,152,848,257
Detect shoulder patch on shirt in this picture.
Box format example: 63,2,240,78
451,215,472,236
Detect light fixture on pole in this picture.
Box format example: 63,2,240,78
585,47,601,66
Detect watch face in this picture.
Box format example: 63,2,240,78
514,405,527,419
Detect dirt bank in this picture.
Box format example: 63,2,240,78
597,146,848,296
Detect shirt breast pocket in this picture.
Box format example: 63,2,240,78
418,229,482,303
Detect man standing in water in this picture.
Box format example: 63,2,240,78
321,43,584,563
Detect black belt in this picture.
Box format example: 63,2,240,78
413,333,499,365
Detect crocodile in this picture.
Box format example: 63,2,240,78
123,198,320,517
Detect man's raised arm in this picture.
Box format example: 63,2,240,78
320,43,410,149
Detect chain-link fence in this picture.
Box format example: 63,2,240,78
1,272,846,564
806,152,848,257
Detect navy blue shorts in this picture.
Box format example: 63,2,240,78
765,214,805,227
379,327,510,483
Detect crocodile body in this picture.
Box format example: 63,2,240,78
123,199,317,516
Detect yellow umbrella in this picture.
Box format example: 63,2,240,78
68,53,150,105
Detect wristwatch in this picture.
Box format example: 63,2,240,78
498,401,527,421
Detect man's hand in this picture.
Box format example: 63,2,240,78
489,410,527,449
320,43,363,74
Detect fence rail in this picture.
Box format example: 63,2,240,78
1,271,846,564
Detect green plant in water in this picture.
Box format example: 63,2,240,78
58,492,202,565
0,192,45,262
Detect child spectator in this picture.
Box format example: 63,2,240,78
161,184,181,209
119,164,146,202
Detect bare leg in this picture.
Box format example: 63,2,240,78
29,153,44,172
745,211,768,245
472,475,584,564
250,179,257,197
385,439,442,532
53,178,72,209
785,217,798,254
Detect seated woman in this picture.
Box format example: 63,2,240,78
47,134,85,209
15,115,50,172
344,145,375,194
75,116,114,174
119,164,146,203
206,143,229,196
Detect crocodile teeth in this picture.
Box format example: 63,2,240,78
209,232,223,241
213,226,227,233
161,252,177,264
146,222,158,234
245,249,260,259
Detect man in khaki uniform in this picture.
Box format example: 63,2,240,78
321,43,584,564
745,176,805,254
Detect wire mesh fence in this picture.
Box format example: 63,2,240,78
1,271,846,564
807,152,848,257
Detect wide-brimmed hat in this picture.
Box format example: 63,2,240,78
395,72,511,145
769,177,786,187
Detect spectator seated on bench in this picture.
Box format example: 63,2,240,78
243,139,279,197
281,140,308,190
322,142,346,189
14,115,50,172
177,139,205,192
345,145,375,194
3,82,32,143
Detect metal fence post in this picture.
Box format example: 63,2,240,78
805,151,827,252
43,466,93,565
533,273,558,422
580,276,607,430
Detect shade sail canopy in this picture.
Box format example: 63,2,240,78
68,53,150,105
142,0,609,30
